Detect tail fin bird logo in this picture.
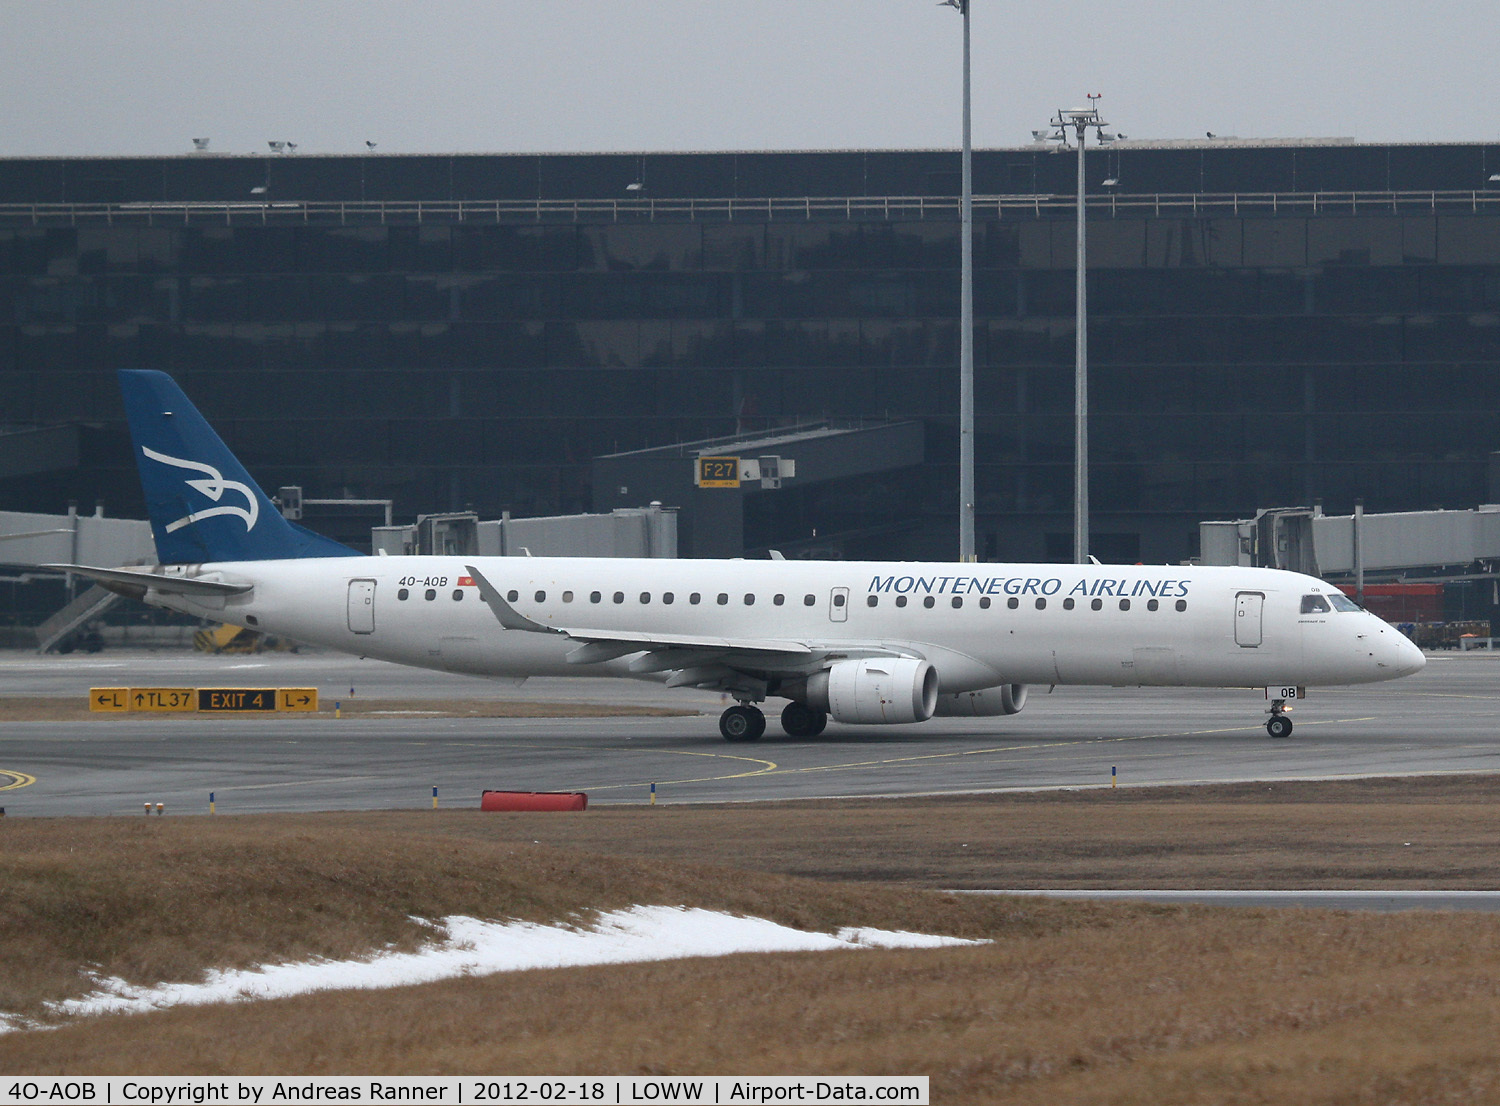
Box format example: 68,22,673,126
142,446,260,533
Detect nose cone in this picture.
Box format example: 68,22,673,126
1392,631,1426,678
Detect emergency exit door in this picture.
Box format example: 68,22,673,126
348,579,376,634
1234,591,1263,647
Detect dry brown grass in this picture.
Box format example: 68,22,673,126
396,775,1500,889
0,697,696,721
5,780,1500,1099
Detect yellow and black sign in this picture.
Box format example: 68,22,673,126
90,687,130,712
130,687,196,712
89,687,320,713
278,688,319,711
697,455,740,488
198,688,276,712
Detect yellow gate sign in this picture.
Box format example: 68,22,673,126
696,456,740,488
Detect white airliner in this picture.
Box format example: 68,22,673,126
49,371,1425,742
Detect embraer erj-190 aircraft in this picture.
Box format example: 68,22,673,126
49,371,1425,742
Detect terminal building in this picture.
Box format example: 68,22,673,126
2,139,1499,578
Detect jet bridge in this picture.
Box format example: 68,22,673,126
592,421,925,559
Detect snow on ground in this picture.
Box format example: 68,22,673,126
6,906,985,1031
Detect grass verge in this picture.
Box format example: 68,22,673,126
3,780,1500,1101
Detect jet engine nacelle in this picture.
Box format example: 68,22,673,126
806,657,938,725
932,683,1029,717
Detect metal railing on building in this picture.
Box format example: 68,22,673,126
2,189,1499,227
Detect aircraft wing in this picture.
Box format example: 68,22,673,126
464,563,903,692
42,563,253,600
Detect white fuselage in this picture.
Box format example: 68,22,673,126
147,556,1424,694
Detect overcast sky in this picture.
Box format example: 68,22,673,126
2,1,1495,157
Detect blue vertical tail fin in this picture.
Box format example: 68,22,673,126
119,370,357,563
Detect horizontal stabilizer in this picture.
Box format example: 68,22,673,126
42,563,252,600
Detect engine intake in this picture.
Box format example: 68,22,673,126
932,684,1029,717
806,658,938,725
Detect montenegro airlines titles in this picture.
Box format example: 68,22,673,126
49,370,1425,743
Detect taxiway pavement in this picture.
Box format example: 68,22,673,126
1,649,1496,816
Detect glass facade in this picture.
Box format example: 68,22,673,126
3,144,1500,562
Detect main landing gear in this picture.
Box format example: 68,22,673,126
719,704,766,742
1266,699,1294,739
717,701,830,741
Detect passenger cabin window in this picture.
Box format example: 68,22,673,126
452,589,463,601
744,594,755,605
717,593,729,605
1063,597,1074,610
613,592,625,604
507,590,519,602
663,592,674,604
1035,598,1046,610
1119,599,1131,611
590,591,602,603
1301,594,1332,614
979,596,991,609
1007,597,1019,610
803,595,816,606
1176,599,1188,612
398,588,409,601
867,595,878,607
951,597,962,608
425,589,436,601
534,591,546,603
923,596,935,609
833,593,846,607
562,591,573,603
1091,598,1103,611
640,592,651,604
690,592,702,604
1147,599,1159,611
896,595,908,608
774,594,785,606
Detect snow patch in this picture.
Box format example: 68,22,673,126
6,906,984,1031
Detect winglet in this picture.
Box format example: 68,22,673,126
119,370,357,563
464,564,559,634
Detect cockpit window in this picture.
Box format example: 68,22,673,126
1301,595,1331,614
1327,592,1361,612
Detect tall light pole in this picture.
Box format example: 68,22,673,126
942,0,975,562
1049,96,1108,564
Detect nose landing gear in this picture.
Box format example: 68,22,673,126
1266,699,1293,739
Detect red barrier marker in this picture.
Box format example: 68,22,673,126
480,790,588,812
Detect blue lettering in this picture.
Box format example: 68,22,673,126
1020,578,1039,595
894,576,915,594
1041,578,1062,595
870,576,896,593
1097,579,1116,597
985,578,1004,595
1068,580,1091,596
1176,581,1190,597
936,576,955,594
915,577,934,595
1004,578,1024,595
